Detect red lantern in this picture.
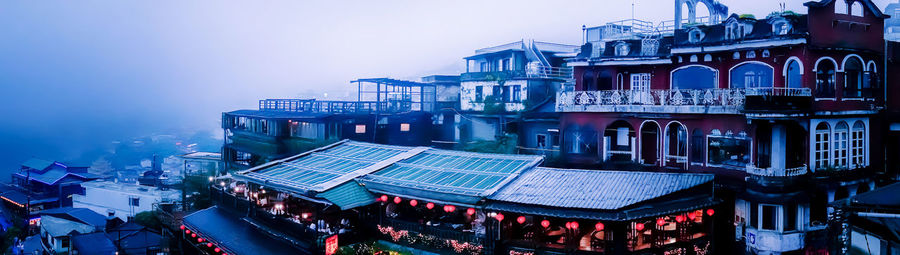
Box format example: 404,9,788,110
393,196,402,204
516,216,526,224
426,203,435,209
185,229,191,234
565,222,571,229
656,218,666,226
595,222,605,231
466,208,476,215
688,211,697,220
541,220,550,228
495,213,504,221
214,248,221,253
675,215,685,223
409,200,418,207
197,238,203,242
635,223,645,231
446,205,456,212
570,221,579,229
191,233,197,238
380,195,388,202
706,209,715,216
180,225,185,230
207,243,213,248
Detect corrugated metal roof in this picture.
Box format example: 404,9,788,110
360,149,543,205
234,140,423,206
316,181,374,210
184,206,309,255
489,167,714,210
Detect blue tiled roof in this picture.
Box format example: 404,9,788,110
22,158,54,171
72,232,116,255
183,206,308,255
39,207,108,228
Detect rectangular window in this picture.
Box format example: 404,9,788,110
511,85,521,102
761,205,778,230
479,62,487,72
537,134,547,148
707,136,751,167
784,204,797,231
834,128,849,168
549,130,560,147
815,130,831,169
355,125,366,134
475,86,483,102
502,59,510,71
400,123,410,132
851,127,864,167
492,86,501,99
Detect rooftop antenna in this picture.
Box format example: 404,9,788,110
632,0,635,20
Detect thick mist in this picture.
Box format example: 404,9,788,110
0,0,891,175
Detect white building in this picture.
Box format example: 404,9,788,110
73,180,181,221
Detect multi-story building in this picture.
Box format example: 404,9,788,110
558,0,892,253
72,180,181,221
458,40,577,147
0,158,101,220
221,78,441,170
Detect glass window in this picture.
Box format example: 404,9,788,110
707,136,751,167
691,129,705,164
537,134,547,148
851,121,865,167
672,66,717,90
786,60,803,88
835,0,848,14
784,204,797,231
666,123,688,165
290,121,319,139
816,60,836,98
355,125,366,134
400,123,410,132
475,86,483,102
850,1,864,16
761,205,778,230
834,122,849,168
731,62,773,88
844,58,864,98
815,123,831,169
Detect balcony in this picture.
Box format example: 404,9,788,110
258,99,419,114
743,88,813,113
556,88,813,114
460,70,526,82
746,165,808,177
525,66,573,80
556,89,747,114
745,227,806,253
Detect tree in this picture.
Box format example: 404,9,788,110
134,211,162,229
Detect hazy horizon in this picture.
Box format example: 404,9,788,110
0,0,894,171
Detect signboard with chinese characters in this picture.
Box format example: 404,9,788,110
325,234,338,255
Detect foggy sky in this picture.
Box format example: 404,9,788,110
0,0,894,170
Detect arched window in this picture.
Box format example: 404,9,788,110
604,120,636,162
865,62,879,97
640,122,660,165
731,62,773,88
834,122,849,168
786,60,803,88
665,122,688,167
598,71,614,90
850,1,864,17
816,60,836,98
672,66,717,90
617,73,625,90
851,121,865,167
582,70,597,91
690,129,705,164
815,122,831,170
835,0,848,14
844,57,864,98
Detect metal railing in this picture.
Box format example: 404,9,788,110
258,99,418,114
746,165,809,177
557,89,747,111
746,87,812,97
525,66,573,80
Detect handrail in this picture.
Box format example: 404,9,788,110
257,99,418,113
526,66,573,80
746,165,809,177
746,87,812,97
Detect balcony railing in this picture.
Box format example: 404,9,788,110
460,70,527,82
557,88,813,114
557,89,746,114
525,66,573,80
258,99,419,114
746,165,809,177
746,87,812,97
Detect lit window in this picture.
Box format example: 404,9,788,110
400,123,410,132
355,125,366,134
708,136,751,167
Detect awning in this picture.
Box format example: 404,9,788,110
316,181,375,210
485,196,719,221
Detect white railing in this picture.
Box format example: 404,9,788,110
746,165,809,177
556,89,747,113
746,87,812,97
526,66,573,80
